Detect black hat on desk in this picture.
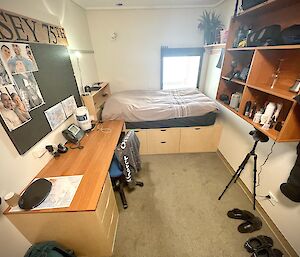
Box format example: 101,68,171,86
18,178,52,210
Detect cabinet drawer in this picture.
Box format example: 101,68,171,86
180,126,219,153
101,188,115,234
148,128,180,154
132,129,148,154
107,205,119,248
96,175,112,221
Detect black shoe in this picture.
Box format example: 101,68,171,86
238,216,262,233
244,235,273,253
227,208,255,220
251,248,283,257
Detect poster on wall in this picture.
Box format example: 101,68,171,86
0,43,38,75
44,103,67,130
0,85,32,131
13,72,45,111
61,95,77,118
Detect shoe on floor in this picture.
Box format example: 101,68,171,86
244,235,273,253
227,208,255,220
238,216,262,233
251,248,283,257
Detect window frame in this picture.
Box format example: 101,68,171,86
160,47,204,90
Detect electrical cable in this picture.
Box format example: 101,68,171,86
70,142,84,150
96,122,112,134
256,141,276,188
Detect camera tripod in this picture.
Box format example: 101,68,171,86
218,130,269,210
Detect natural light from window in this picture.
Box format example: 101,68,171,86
162,56,201,90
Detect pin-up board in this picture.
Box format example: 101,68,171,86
0,9,81,154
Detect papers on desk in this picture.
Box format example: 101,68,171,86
10,175,83,212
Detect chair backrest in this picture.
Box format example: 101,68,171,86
109,154,123,178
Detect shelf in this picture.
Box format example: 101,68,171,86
90,82,109,97
247,84,297,102
218,100,280,140
218,100,240,115
235,0,299,20
227,45,300,52
204,43,226,49
222,76,247,86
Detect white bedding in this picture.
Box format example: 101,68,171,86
102,89,218,122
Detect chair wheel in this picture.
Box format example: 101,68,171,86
136,181,144,187
123,204,128,209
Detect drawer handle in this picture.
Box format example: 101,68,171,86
160,129,167,131
134,130,139,133
195,128,201,130
161,141,166,144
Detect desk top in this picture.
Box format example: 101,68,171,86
5,120,124,215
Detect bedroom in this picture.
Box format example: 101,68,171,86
0,0,299,257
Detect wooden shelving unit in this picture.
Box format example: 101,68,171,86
217,0,300,142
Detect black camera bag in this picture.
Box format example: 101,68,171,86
247,25,282,47
241,0,267,10
281,25,300,45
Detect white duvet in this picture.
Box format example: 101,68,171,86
102,89,218,122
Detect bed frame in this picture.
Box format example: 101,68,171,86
124,120,222,155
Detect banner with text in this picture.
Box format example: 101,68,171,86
0,9,68,46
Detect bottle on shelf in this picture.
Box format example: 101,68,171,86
244,101,252,116
249,102,257,119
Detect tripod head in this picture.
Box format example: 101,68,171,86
249,129,269,143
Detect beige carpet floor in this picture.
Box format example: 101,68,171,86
112,153,285,257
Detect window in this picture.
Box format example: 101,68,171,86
161,47,204,90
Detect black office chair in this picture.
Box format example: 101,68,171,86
109,154,143,209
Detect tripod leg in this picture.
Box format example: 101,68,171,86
253,154,258,210
218,153,251,201
234,153,251,183
218,167,242,200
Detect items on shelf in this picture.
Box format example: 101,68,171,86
229,92,242,110
234,23,300,48
289,78,300,93
270,59,284,89
244,101,252,116
226,60,250,82
247,25,282,47
281,25,300,45
243,101,283,130
233,25,252,48
220,94,230,105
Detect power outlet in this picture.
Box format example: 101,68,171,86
268,191,278,206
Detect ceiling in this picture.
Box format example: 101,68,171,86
72,0,224,10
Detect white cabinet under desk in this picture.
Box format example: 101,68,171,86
4,120,124,257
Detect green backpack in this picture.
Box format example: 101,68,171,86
24,241,77,257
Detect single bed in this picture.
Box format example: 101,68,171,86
101,89,219,128
101,89,221,155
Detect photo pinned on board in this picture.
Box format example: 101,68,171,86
0,84,31,131
0,43,38,75
0,56,12,86
13,72,45,111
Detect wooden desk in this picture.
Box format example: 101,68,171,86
4,120,124,257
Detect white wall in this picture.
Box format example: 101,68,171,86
0,1,98,256
203,1,300,254
87,8,216,92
